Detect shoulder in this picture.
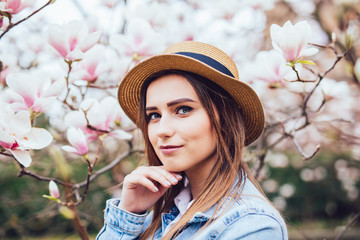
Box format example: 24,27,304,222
198,180,288,240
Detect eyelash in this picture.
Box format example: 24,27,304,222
176,105,193,115
146,106,193,122
146,112,161,122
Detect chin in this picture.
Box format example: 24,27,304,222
162,164,184,173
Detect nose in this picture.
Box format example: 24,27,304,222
156,114,175,138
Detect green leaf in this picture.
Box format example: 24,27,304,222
297,60,316,65
42,195,60,202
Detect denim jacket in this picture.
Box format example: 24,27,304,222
96,179,288,240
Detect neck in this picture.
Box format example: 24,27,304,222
185,150,218,199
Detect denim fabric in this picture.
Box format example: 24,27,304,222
96,179,288,240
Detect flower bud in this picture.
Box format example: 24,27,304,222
49,180,60,199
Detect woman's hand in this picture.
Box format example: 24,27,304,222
119,166,182,214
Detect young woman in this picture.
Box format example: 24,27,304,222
96,41,288,240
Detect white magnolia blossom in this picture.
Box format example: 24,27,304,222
47,20,102,61
0,0,32,14
110,18,165,61
4,70,65,113
0,108,53,167
270,20,319,63
62,127,88,156
72,44,108,83
64,97,132,142
249,50,294,86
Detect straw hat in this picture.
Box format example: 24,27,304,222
118,41,265,146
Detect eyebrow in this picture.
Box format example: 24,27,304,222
145,98,196,111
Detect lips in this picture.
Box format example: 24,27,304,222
159,145,183,154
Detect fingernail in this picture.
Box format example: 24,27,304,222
175,174,182,180
170,177,178,184
153,186,159,192
165,180,172,186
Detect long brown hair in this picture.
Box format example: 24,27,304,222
137,70,262,240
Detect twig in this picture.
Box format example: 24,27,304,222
17,166,73,187
0,0,55,40
75,150,131,188
255,151,267,179
63,60,73,105
292,138,320,161
334,210,360,240
86,124,110,134
0,151,13,157
302,51,346,124
73,139,103,206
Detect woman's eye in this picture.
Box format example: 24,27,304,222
147,112,161,121
176,106,193,115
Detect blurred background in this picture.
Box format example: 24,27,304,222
0,0,359,239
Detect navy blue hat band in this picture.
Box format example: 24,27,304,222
175,52,235,78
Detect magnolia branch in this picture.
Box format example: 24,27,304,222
62,60,74,108
334,210,360,240
75,150,132,188
255,44,348,177
14,149,143,206
73,139,103,206
18,166,73,187
0,0,55,40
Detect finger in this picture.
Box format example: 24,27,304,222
146,167,182,186
144,169,176,188
134,175,164,193
156,166,183,181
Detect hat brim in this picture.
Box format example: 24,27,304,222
118,54,265,146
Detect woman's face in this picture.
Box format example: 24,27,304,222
146,74,218,175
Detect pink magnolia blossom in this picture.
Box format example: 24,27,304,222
61,127,88,156
0,0,31,14
270,20,319,63
64,97,132,142
74,45,106,82
251,50,294,87
4,71,65,113
0,109,53,167
49,180,60,199
47,20,102,61
109,18,164,62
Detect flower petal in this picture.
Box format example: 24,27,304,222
78,31,102,52
0,129,15,149
9,149,32,167
66,127,88,155
47,24,69,58
6,73,37,109
61,145,78,154
110,129,133,141
21,128,53,149
9,111,31,137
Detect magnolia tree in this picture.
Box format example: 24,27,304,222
1,0,359,239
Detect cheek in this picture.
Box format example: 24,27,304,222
147,125,157,147
183,115,215,143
